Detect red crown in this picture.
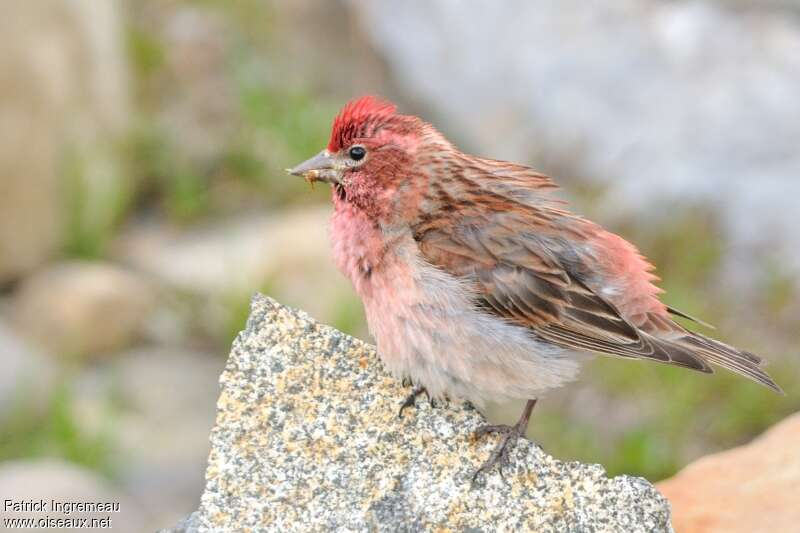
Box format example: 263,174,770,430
328,96,398,152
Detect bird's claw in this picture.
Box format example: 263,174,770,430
471,423,526,486
397,385,430,418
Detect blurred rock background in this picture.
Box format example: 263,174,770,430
0,0,797,530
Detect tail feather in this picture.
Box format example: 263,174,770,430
673,333,783,394
643,335,713,373
666,305,715,330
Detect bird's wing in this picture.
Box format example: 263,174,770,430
415,212,708,369
412,166,780,392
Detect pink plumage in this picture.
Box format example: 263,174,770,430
289,96,781,480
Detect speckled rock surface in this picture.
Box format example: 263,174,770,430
170,294,673,532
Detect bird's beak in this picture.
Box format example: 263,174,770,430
286,150,339,184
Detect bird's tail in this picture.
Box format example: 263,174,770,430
672,332,783,394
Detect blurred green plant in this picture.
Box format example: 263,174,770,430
229,81,337,207
0,380,117,478
127,27,165,83
328,290,367,338
125,122,211,223
123,0,339,224
62,144,133,260
123,86,335,223
531,333,798,481
758,259,799,319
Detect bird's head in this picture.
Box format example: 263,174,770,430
289,96,440,222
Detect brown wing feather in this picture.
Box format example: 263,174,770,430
412,160,781,393
417,219,709,370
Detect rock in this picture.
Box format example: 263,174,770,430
355,0,800,273
0,320,55,421
168,295,672,532
160,512,201,533
114,209,332,294
0,0,129,283
113,208,360,332
657,412,800,533
0,459,147,532
12,261,156,359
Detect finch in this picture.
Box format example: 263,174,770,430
288,96,781,480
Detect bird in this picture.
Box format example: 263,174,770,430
287,95,782,481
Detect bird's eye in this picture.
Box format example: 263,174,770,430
348,146,366,161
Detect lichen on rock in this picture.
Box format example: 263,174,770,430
167,294,673,532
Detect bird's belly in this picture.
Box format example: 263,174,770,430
354,239,583,406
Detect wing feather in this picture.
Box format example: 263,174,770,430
412,159,781,393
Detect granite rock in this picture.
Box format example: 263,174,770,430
168,295,672,532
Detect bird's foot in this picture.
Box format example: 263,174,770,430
471,423,525,484
398,385,431,418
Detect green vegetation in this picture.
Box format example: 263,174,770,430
0,381,117,478
552,357,797,480
62,146,133,260
328,291,367,338
121,0,339,224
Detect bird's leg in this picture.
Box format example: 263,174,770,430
472,399,538,484
398,385,431,418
